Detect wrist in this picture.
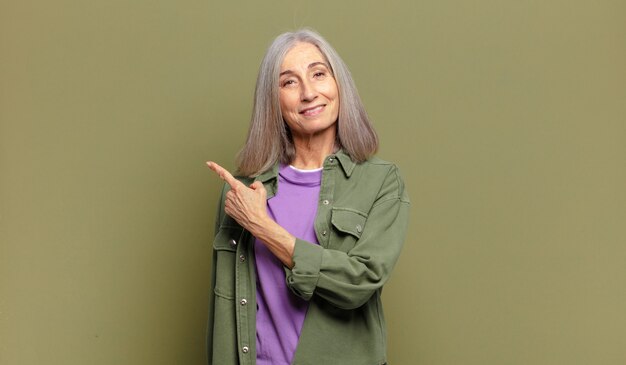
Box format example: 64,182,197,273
248,214,273,237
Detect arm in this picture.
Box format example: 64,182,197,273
206,161,297,268
286,166,411,310
249,215,296,268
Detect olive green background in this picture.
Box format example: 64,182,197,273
1,0,625,364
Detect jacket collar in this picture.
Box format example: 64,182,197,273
335,150,356,178
255,149,356,184
255,163,279,184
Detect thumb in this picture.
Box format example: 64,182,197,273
250,181,266,197
249,181,264,190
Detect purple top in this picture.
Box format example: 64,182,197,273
254,164,322,365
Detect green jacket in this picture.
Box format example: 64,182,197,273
206,151,410,365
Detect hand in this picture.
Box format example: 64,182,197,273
206,161,269,233
206,161,296,267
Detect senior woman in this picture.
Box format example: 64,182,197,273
205,29,410,365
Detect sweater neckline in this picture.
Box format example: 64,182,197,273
278,164,322,186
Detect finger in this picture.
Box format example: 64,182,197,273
224,194,234,210
206,161,243,189
250,181,267,199
249,181,264,190
225,190,238,207
224,203,233,218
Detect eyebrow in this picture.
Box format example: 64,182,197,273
279,62,330,77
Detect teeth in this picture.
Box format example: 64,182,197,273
302,106,323,114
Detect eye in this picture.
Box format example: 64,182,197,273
313,71,326,78
281,79,297,87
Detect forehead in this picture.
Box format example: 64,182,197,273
280,42,327,70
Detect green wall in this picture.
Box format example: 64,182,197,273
1,1,625,364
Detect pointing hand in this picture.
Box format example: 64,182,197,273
206,161,268,231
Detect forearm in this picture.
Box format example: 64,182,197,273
287,197,410,308
249,216,296,268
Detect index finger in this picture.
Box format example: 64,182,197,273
206,161,243,190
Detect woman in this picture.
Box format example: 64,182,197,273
206,29,410,365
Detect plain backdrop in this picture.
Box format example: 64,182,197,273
1,0,625,364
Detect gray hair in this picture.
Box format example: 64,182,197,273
236,28,378,177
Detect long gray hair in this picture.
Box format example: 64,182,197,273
236,28,378,177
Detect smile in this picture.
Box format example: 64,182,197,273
299,105,325,116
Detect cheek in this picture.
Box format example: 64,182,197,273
322,83,339,107
279,93,298,115
321,81,339,101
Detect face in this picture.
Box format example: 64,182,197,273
278,42,339,141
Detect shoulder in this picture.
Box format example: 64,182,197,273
362,155,398,169
358,155,405,183
354,156,410,204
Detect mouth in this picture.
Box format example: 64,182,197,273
299,104,326,116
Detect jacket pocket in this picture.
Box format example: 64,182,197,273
212,225,243,300
329,208,368,252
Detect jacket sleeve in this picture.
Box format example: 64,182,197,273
285,165,410,310
206,184,227,364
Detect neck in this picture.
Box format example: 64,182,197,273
291,133,337,170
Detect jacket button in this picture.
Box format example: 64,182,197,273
229,239,237,247
322,199,329,205
328,157,334,163
356,224,362,233
239,254,246,262
240,298,247,306
242,346,249,353
322,230,327,236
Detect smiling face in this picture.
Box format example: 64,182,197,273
278,42,340,143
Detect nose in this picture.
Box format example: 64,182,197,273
300,79,318,102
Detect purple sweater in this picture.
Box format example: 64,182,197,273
254,164,322,365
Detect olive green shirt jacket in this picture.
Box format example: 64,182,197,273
206,151,410,365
